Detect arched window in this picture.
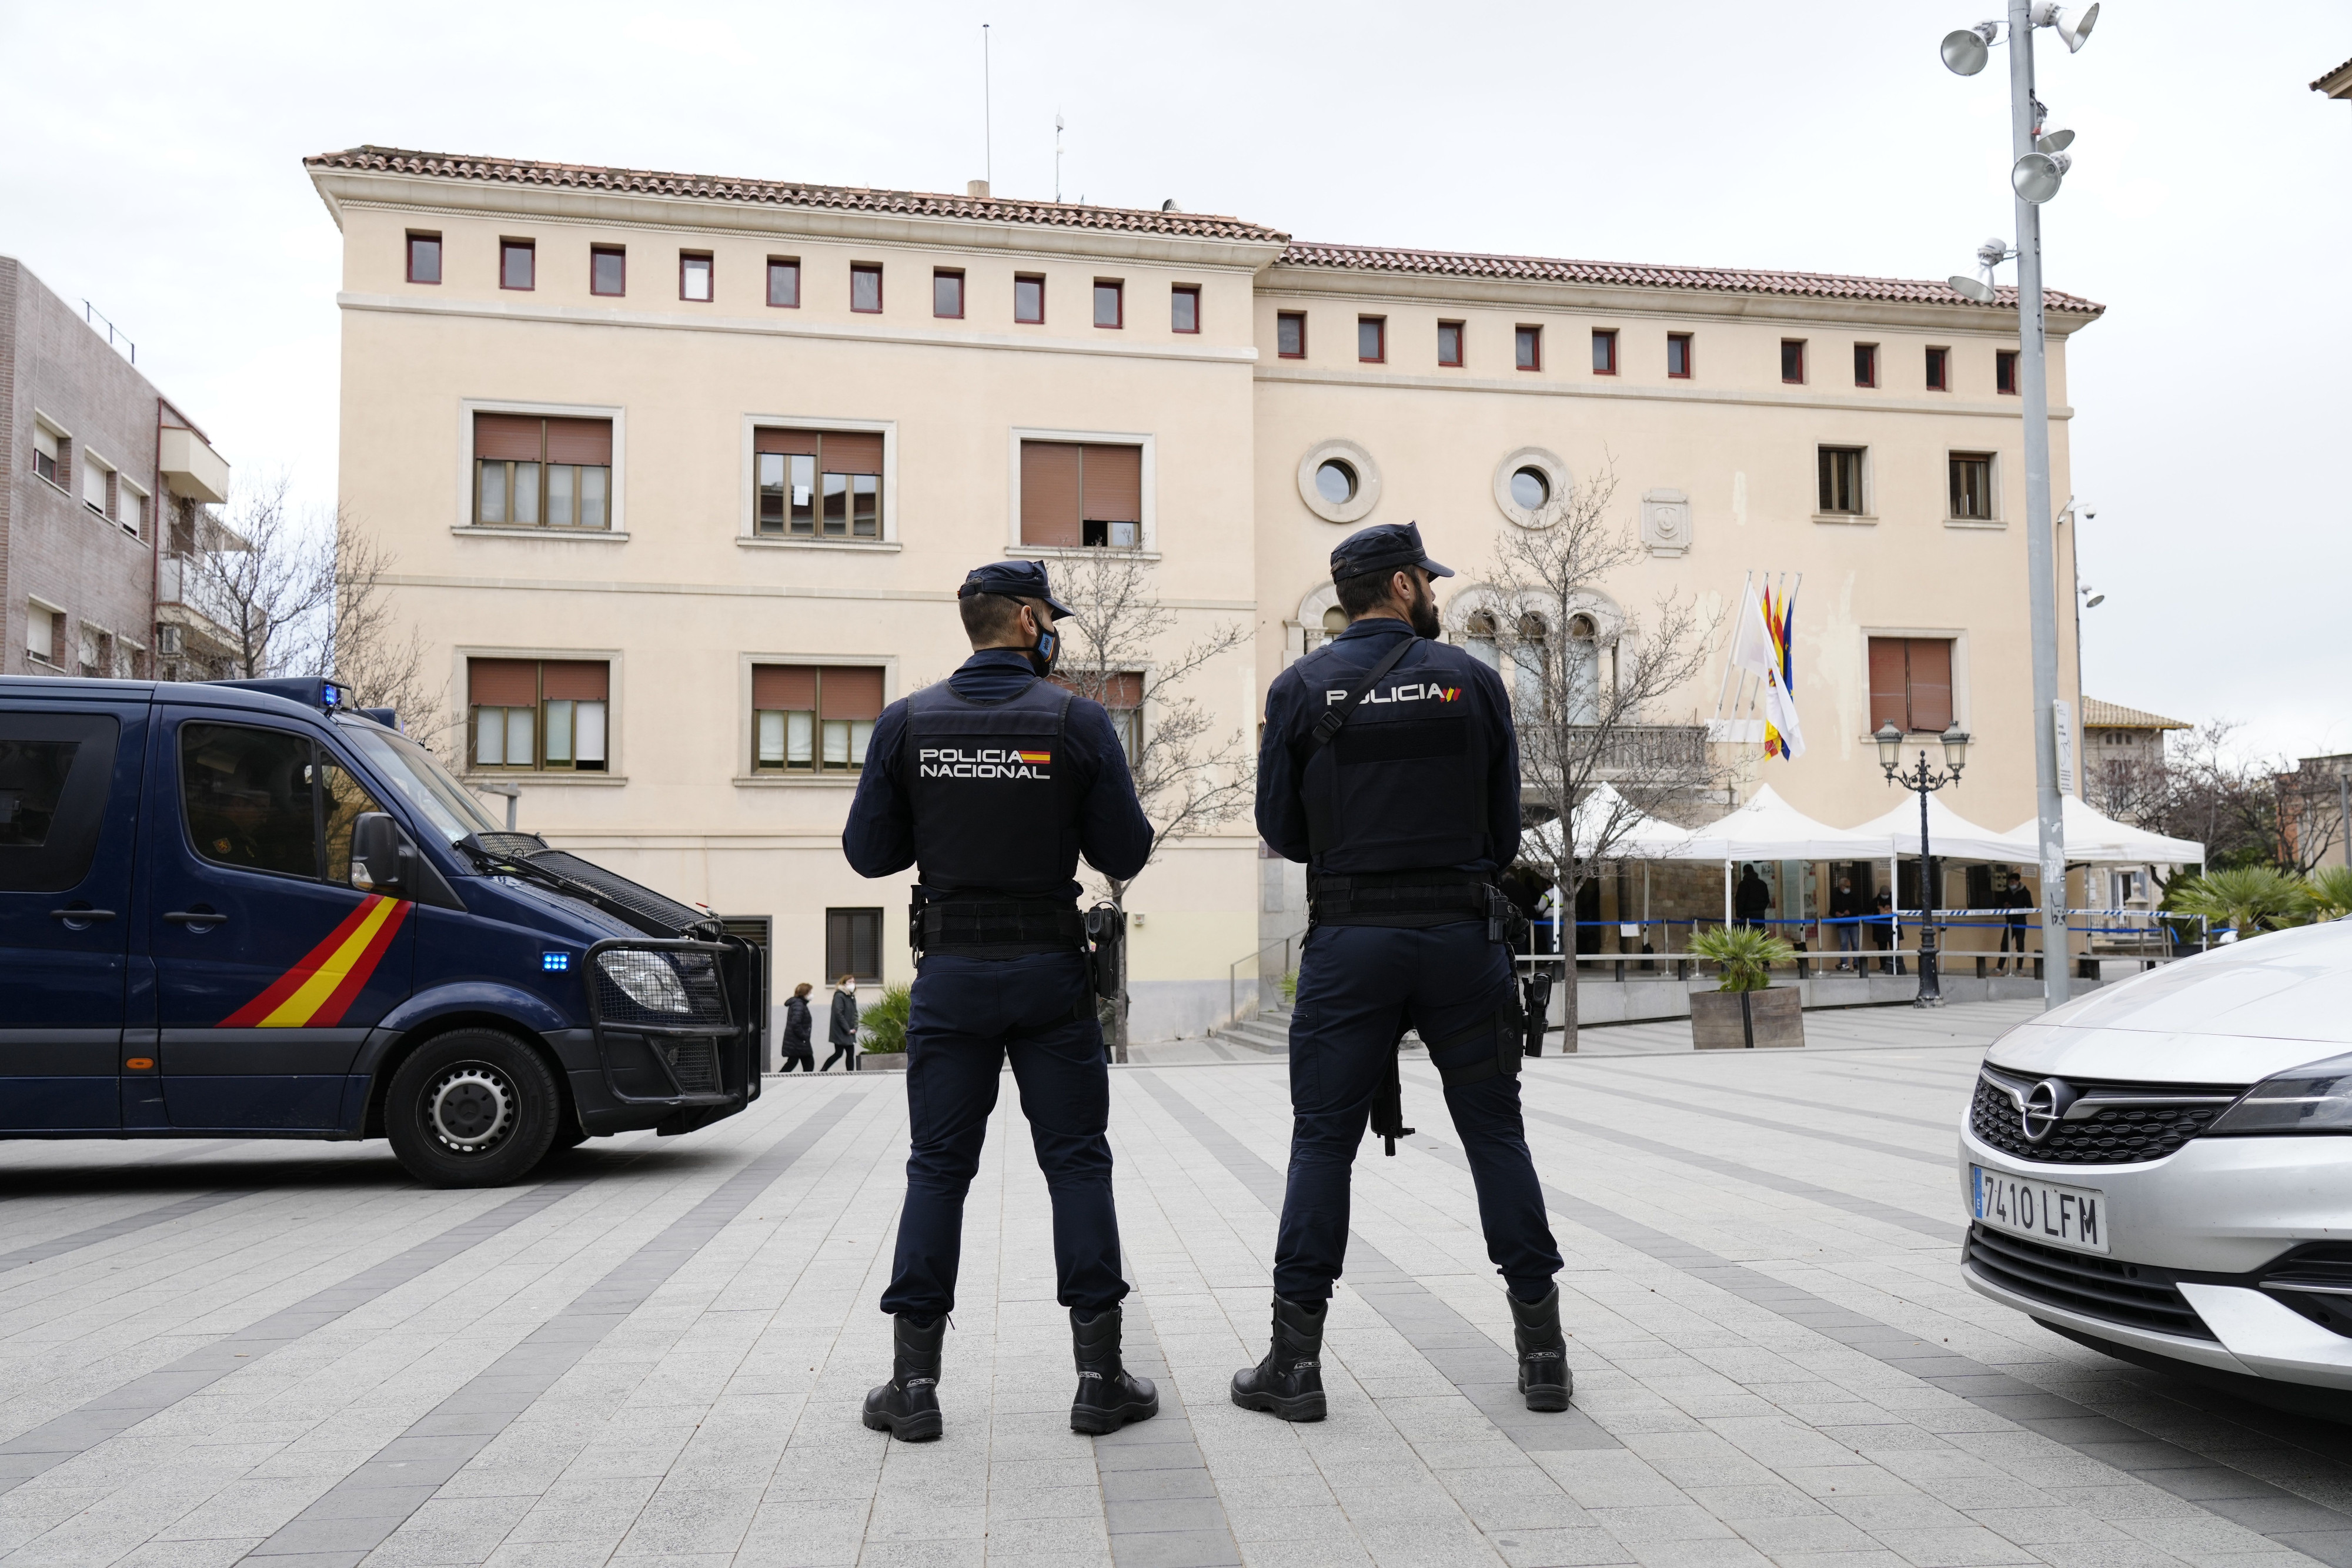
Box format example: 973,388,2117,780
1321,606,1348,636
1464,609,1500,671
1512,613,1547,714
1565,613,1602,724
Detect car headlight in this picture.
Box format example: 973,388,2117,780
598,950,691,1014
2206,1051,2352,1135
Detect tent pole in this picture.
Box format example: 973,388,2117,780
1723,859,1733,928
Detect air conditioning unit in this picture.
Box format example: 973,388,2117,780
156,625,184,656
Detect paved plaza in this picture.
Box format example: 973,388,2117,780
5,1000,2351,1568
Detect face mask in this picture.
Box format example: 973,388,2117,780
1024,613,1060,678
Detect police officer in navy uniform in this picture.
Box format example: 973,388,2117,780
1233,522,1569,1421
843,559,1159,1442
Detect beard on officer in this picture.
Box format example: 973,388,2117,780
1231,520,1570,1423
840,559,1158,1443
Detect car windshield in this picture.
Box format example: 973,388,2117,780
337,720,502,844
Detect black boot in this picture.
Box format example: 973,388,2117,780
1230,1296,1327,1422
861,1314,945,1441
1068,1306,1159,1435
1508,1286,1573,1412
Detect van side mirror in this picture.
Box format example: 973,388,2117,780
351,813,409,895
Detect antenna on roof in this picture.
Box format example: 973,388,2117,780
1055,112,1064,203
982,24,993,189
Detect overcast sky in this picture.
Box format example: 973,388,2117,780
6,0,2346,759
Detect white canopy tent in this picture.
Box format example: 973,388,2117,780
1659,785,1893,929
2007,794,2205,866
1520,783,1694,862
1853,794,2039,864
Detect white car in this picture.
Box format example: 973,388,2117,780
1958,919,2352,1410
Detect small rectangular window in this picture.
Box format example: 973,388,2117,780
1015,273,1045,323
1171,285,1200,334
767,258,801,308
590,246,626,297
25,603,56,664
1781,339,1806,384
1925,346,1950,391
1853,343,1877,387
501,239,535,291
1996,349,2019,395
1515,325,1542,371
1437,320,1464,367
1277,311,1305,359
1591,329,1618,375
1949,453,1994,519
118,485,144,538
82,457,111,516
1818,446,1866,514
680,252,713,302
1094,279,1123,329
33,424,61,486
851,263,883,313
1357,316,1385,363
826,908,884,985
931,269,964,319
1666,333,1692,378
406,232,441,285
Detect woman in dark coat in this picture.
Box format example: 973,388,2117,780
779,982,816,1072
822,975,861,1072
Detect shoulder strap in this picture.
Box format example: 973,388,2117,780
1309,636,1419,751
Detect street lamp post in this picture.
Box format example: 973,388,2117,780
1878,722,1971,1008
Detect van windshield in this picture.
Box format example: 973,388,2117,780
337,721,502,845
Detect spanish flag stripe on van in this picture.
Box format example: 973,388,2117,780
219,895,407,1028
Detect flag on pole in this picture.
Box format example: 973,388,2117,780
1729,579,1805,760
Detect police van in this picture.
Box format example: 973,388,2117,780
0,674,759,1186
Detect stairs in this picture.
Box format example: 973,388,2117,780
1209,1005,1294,1055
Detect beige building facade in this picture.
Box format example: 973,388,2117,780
308,146,2096,1038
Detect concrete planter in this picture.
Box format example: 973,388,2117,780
1689,987,1805,1050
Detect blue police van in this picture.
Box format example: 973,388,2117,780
0,674,759,1186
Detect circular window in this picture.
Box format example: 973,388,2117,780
1509,467,1550,511
1296,439,1381,524
1492,447,1571,528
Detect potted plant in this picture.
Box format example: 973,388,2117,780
1685,925,1804,1049
856,983,913,1071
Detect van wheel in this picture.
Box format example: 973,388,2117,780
385,1029,560,1188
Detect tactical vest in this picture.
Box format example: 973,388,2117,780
1300,638,1488,877
903,677,1080,898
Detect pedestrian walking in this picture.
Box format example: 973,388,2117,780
821,976,861,1072
1237,521,1568,1425
1829,875,1863,970
779,982,816,1072
842,557,1158,1443
1873,886,1905,975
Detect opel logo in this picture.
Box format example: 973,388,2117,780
2022,1077,2078,1144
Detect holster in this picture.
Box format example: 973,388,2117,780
1424,985,1528,1088
1083,904,1124,1025
1520,967,1555,1059
1369,1028,1415,1156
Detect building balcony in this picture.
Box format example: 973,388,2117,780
159,427,230,504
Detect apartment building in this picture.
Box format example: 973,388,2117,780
4,258,232,684
307,146,2097,1036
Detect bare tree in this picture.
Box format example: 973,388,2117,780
179,471,335,680
2102,720,2289,872
1455,467,1725,1052
1050,549,1254,1061
327,523,459,764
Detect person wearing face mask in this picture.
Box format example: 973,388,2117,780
841,558,1157,1444
1237,521,1568,1425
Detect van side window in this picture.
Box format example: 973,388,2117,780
0,713,119,892
182,724,320,880
320,761,387,888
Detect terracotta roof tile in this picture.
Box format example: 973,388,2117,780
1276,240,2104,315
2313,54,2352,93
2082,698,2190,730
304,146,1291,245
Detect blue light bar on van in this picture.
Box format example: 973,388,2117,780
202,676,351,711
542,952,571,972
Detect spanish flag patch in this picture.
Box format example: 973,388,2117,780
1015,750,1051,764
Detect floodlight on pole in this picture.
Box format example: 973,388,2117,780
2033,1,2100,51
1942,21,2000,74
2012,149,2070,202
2036,126,2076,152
1949,274,2000,303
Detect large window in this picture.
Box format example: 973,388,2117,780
826,908,883,985
179,723,385,886
1818,446,1865,514
753,665,883,773
469,659,610,771
755,428,883,540
1868,638,1954,734
473,414,614,530
406,232,441,285
1020,440,1141,549
1949,453,1994,520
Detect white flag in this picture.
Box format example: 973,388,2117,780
1728,582,1805,761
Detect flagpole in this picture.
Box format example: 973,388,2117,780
1712,570,1752,723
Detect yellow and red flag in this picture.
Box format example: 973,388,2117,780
220,895,411,1028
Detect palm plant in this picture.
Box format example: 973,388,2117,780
1686,924,1797,992
2164,867,2311,941
2306,866,2352,921
858,984,912,1053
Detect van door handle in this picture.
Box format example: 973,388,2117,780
163,910,226,929
50,907,118,926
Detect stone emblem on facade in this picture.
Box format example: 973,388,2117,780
1641,489,1692,557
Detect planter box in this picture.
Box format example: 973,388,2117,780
1689,987,1805,1050
857,1054,908,1072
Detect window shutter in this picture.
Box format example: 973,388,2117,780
1020,442,1083,547
543,418,612,466
541,660,609,701
475,414,544,462
753,665,817,710
822,432,884,476
470,658,539,706
819,666,884,721
1081,444,1142,524
1866,639,1908,733
754,427,823,456
1908,639,1954,733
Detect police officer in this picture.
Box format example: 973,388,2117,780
1234,522,1569,1422
843,559,1159,1442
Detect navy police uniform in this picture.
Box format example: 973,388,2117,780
1257,524,1562,1306
843,561,1153,1324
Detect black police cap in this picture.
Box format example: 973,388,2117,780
958,559,1076,620
1329,521,1454,584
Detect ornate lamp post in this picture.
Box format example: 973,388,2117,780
1877,721,1971,1007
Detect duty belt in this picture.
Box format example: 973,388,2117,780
911,898,1086,959
1309,872,1492,930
